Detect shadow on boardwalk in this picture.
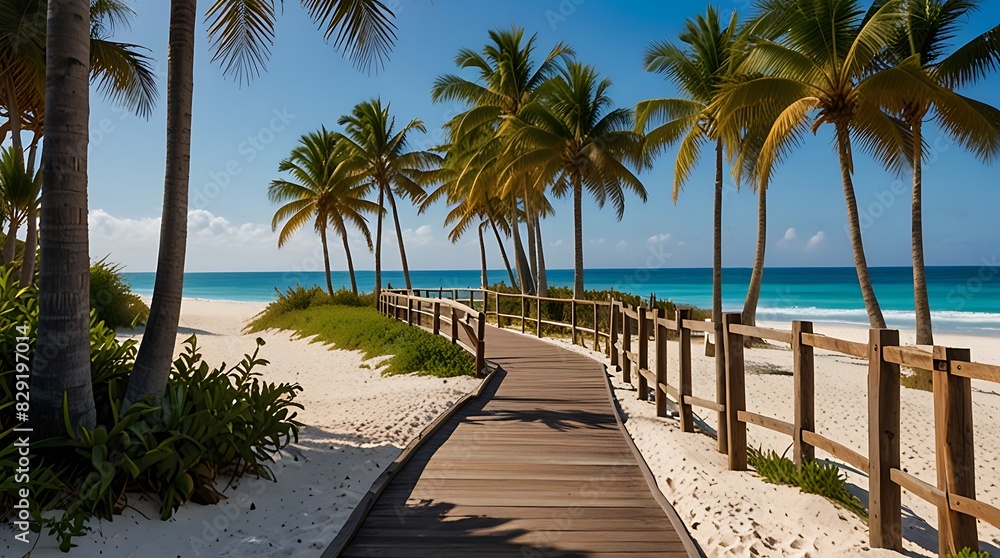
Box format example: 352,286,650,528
335,326,695,557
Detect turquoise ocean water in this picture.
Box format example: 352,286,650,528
124,267,1000,335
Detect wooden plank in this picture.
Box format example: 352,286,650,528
950,359,1000,384
891,468,945,507
654,308,668,418
728,324,793,344
950,494,1000,531
933,345,978,556
801,430,869,471
793,320,815,466
682,319,715,334
684,394,724,413
883,345,934,370
738,410,794,437
637,306,649,400
723,313,747,471
802,332,867,358
677,308,694,433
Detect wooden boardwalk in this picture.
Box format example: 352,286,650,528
333,326,698,557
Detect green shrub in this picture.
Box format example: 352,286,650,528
747,446,867,519
948,548,992,558
90,258,149,329
248,304,474,377
0,267,303,551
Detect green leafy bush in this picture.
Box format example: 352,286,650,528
90,258,149,329
248,303,474,377
747,446,867,519
0,266,303,551
948,548,992,558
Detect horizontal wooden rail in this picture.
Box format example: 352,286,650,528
950,359,1000,383
891,468,946,507
801,332,867,358
801,430,869,471
737,410,794,436
950,494,1000,530
682,320,716,334
728,324,793,344
684,394,724,413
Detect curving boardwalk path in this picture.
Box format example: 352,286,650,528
333,325,698,557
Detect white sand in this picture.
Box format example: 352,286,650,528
518,322,1000,558
3,299,479,557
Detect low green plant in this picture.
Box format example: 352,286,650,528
747,446,867,519
948,548,992,558
90,258,149,329
248,303,474,377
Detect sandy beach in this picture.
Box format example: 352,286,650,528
525,321,1000,558
2,299,480,557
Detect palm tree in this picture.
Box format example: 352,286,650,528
431,26,574,295
33,0,97,436
876,0,1000,345
504,61,648,298
269,128,377,295
336,98,439,294
125,0,397,407
636,6,745,333
0,147,41,266
1,0,158,285
713,0,940,329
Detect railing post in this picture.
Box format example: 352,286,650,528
868,328,902,552
536,298,542,338
571,300,578,347
723,312,746,471
716,318,729,455
637,306,649,400
476,312,486,377
622,306,632,383
654,308,668,418
933,345,977,556
792,320,815,466
406,298,414,326
451,289,457,301
593,302,599,351
610,302,620,369
483,290,489,315
677,308,694,433
433,302,441,336
450,307,458,344
521,295,526,334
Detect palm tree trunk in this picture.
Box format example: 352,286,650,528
319,222,334,296
911,120,933,345
490,217,518,289
573,175,585,298
2,220,17,265
375,184,384,295
535,215,548,298
34,0,97,436
19,205,37,286
342,229,358,295
742,183,767,329
20,142,40,286
713,140,727,454
510,197,534,294
125,0,198,408
478,222,488,289
384,185,412,291
835,122,886,328
526,210,539,292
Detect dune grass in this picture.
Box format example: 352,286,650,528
247,293,474,378
747,446,868,520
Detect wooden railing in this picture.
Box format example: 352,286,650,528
379,291,487,376
384,286,1000,555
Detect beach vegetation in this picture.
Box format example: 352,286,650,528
248,292,474,377
748,446,867,519
89,258,149,330
0,268,303,550
948,548,992,558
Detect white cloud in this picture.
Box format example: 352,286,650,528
590,238,606,246
806,231,825,251
647,233,671,246
402,225,434,246
778,227,797,249
551,239,564,248
614,240,629,251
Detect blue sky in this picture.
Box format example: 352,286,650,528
79,0,1000,272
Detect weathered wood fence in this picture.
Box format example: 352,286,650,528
379,291,487,376
386,287,1000,556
